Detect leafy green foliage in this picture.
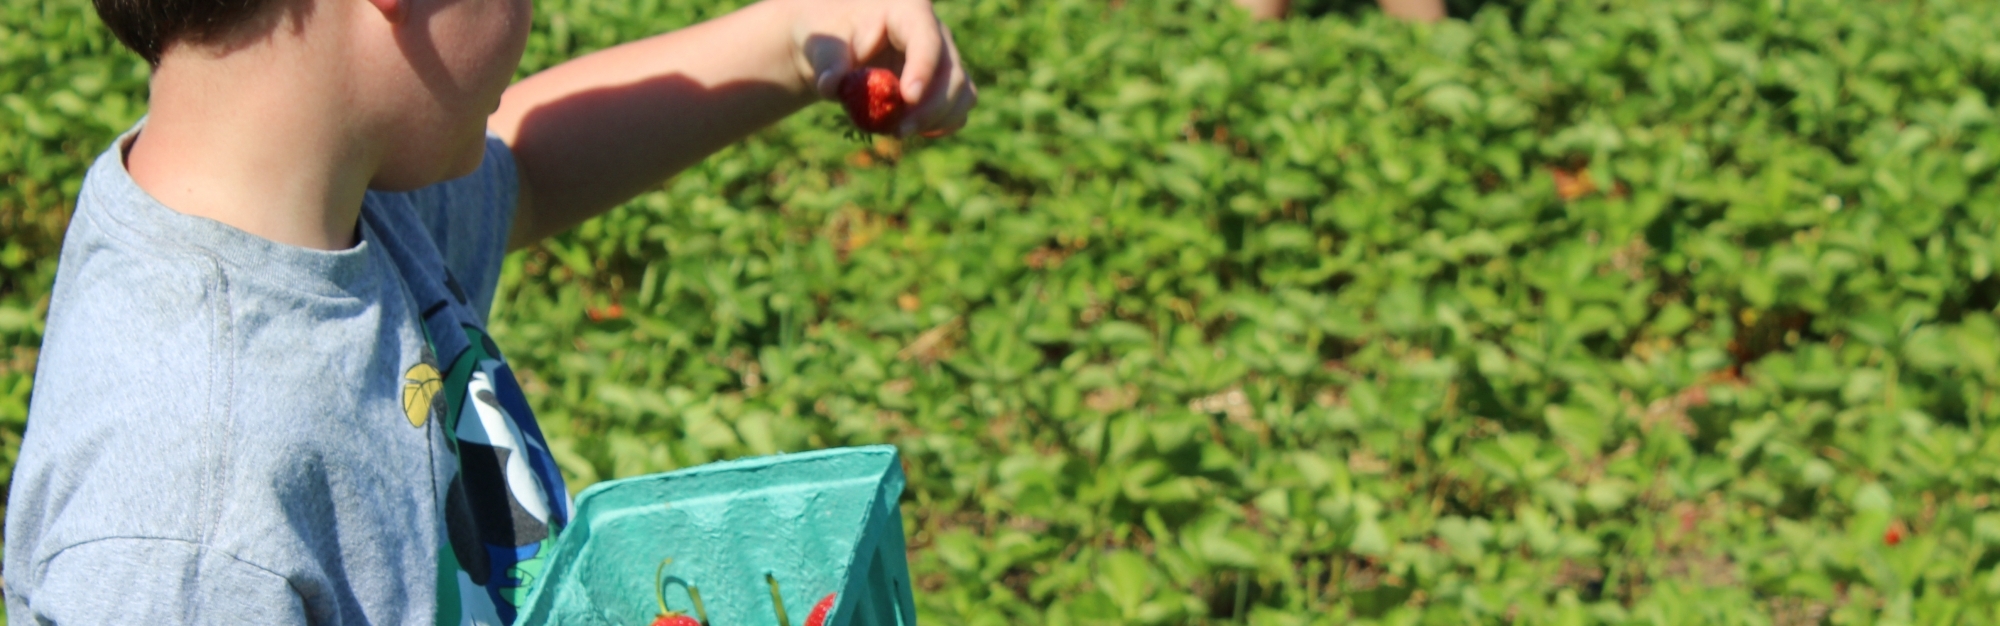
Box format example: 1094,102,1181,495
0,0,148,535
8,0,2000,622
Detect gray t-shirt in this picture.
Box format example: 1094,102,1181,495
4,125,572,625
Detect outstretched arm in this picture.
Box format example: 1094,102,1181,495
488,0,975,250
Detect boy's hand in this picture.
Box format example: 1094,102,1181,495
789,0,977,137
493,0,980,249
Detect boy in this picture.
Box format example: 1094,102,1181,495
1,0,975,619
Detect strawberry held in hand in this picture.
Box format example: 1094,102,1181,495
793,0,978,139
839,68,907,135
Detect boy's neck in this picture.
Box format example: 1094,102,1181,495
127,42,381,252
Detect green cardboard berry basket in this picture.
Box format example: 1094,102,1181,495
511,445,917,626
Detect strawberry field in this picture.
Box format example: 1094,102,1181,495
9,0,2000,622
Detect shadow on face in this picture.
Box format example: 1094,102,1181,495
374,0,532,190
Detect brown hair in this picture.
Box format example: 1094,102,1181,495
93,0,274,66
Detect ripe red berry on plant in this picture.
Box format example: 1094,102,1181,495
839,67,907,135
586,302,624,322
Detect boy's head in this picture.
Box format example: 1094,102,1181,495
95,0,270,66
104,0,533,188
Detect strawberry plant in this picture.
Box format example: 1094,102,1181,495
9,0,2000,623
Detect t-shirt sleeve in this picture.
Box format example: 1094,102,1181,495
394,134,521,320
14,538,308,624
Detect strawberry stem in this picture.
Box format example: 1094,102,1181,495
655,558,674,616
688,585,709,626
766,572,791,626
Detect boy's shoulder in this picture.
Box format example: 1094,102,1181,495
27,132,444,487
62,126,522,313
19,125,502,515
35,126,522,421
4,130,511,624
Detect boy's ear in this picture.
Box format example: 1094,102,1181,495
365,0,404,24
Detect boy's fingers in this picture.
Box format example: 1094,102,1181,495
849,17,891,69
915,77,974,137
910,32,973,136
890,20,953,136
924,78,976,137
908,57,968,135
898,62,948,136
888,6,945,105
802,33,854,99
943,33,975,127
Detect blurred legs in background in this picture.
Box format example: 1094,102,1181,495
1378,0,1445,20
1234,0,1444,21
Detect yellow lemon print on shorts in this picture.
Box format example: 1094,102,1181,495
403,362,443,427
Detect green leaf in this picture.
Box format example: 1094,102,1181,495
1544,404,1607,454
1097,550,1155,618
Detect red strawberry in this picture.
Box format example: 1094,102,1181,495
651,615,700,626
1885,522,1906,547
586,302,624,322
804,593,837,626
839,68,907,135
